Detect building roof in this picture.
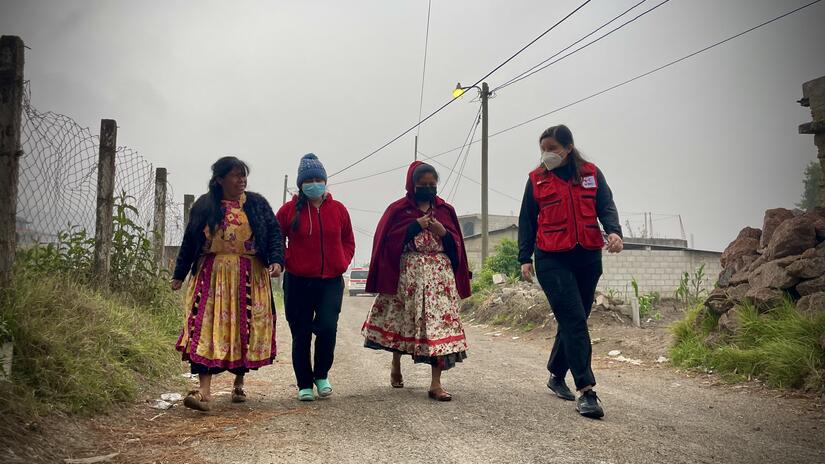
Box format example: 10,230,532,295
462,224,519,240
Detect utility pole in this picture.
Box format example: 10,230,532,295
282,174,288,205
414,136,418,161
481,82,490,266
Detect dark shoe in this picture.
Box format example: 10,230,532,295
547,376,575,401
576,390,604,419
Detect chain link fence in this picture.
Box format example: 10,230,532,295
16,82,184,251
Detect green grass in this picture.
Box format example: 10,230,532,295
670,300,825,392
0,269,182,417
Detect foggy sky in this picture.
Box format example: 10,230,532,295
2,0,824,264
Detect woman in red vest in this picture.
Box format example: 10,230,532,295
518,125,623,419
276,153,355,402
362,161,472,401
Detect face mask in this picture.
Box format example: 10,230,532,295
302,182,327,199
541,150,565,171
414,186,437,202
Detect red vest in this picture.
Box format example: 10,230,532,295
529,162,605,252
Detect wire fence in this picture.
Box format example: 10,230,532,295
16,82,184,250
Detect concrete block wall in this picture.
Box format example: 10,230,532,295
597,249,722,297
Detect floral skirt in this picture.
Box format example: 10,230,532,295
361,251,467,370
176,253,276,373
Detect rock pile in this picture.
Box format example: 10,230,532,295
707,207,825,317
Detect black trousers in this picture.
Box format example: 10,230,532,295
536,247,602,390
284,273,344,390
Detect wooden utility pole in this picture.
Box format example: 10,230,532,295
93,119,117,286
480,82,490,266
799,75,825,207
153,167,167,267
183,194,194,226
0,36,24,288
282,174,288,205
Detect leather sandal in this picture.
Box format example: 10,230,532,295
427,388,452,402
231,387,247,403
390,372,404,388
183,390,211,411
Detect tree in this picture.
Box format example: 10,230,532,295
483,238,521,278
797,161,822,211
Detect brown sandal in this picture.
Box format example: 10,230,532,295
390,372,404,389
428,388,452,402
231,387,247,403
183,390,211,411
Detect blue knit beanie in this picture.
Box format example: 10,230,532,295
296,153,327,187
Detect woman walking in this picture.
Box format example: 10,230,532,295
518,125,623,419
172,156,283,412
362,161,472,401
276,153,355,401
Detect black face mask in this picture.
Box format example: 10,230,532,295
414,186,437,202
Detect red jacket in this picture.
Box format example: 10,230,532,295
275,193,355,279
529,161,605,252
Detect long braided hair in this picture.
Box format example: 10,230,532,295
206,156,249,234
291,192,308,231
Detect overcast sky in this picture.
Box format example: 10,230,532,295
2,0,824,264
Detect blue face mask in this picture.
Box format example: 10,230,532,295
302,182,327,199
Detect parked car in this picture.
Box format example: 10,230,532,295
347,267,370,297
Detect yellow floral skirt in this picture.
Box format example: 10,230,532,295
176,253,276,371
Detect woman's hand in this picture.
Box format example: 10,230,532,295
416,215,433,229
607,233,623,253
268,263,283,277
429,218,447,238
171,279,183,291
521,263,534,283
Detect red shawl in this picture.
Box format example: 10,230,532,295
365,161,472,299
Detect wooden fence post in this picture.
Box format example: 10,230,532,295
93,119,117,286
183,194,194,227
0,36,25,288
153,167,167,268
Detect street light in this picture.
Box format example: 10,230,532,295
452,81,492,266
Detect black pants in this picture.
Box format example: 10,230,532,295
284,273,344,390
536,247,602,391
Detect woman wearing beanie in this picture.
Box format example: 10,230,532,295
518,125,623,419
172,156,283,412
276,153,355,401
362,161,472,401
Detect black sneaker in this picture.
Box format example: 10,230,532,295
547,375,576,401
576,390,604,419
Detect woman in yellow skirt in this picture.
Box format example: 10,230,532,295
172,156,284,411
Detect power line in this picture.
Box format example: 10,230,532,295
495,0,672,91
327,0,594,179
416,0,433,138
488,0,823,138
446,113,481,202
442,104,482,190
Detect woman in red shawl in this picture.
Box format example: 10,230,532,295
362,161,472,401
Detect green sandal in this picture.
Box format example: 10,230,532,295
298,388,315,401
315,379,333,398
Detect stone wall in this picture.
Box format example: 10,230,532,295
597,249,722,296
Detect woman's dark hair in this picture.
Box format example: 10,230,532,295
540,124,586,184
412,163,439,185
206,156,249,234
291,192,307,231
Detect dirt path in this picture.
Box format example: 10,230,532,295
84,296,823,463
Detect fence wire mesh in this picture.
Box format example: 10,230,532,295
16,83,184,250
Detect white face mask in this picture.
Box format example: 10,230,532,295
541,150,564,170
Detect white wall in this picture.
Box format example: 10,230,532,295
598,249,722,297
